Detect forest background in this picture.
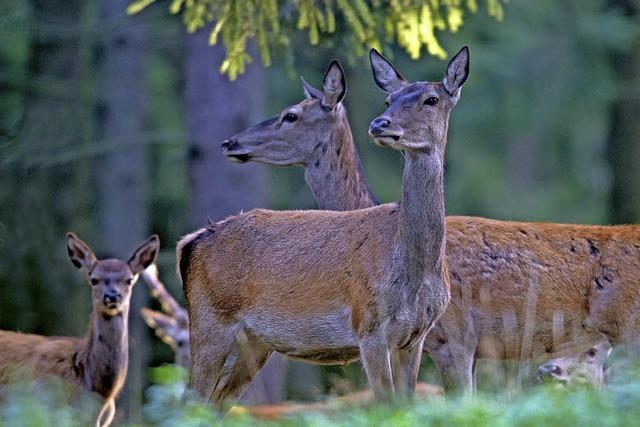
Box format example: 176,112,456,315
1,0,639,420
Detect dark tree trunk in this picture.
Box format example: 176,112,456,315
94,0,149,420
0,0,86,333
606,0,640,223
184,29,286,404
185,30,269,224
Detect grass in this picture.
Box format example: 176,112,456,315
2,361,640,427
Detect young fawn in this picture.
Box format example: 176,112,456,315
535,341,611,390
179,47,469,406
223,59,639,394
140,264,190,368
0,233,159,427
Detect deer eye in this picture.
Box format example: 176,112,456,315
91,278,99,286
125,278,133,285
424,97,439,106
552,366,563,375
283,113,298,122
384,100,390,107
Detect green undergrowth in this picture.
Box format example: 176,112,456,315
3,362,640,427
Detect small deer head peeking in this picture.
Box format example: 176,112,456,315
221,60,347,166
66,233,160,317
368,46,469,153
535,341,612,389
140,264,191,367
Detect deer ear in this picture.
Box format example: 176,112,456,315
129,235,159,275
369,48,407,93
141,308,176,332
320,60,346,109
443,46,470,97
141,308,178,346
66,232,97,271
301,77,323,100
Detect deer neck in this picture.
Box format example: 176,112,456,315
304,107,378,211
77,306,129,399
394,145,446,289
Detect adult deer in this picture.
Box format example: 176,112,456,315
223,58,639,394
222,59,377,212
0,233,159,427
179,46,469,406
140,264,190,368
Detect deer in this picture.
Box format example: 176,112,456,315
221,59,378,212
140,264,191,368
179,46,470,407
221,58,640,394
535,341,612,390
0,233,159,427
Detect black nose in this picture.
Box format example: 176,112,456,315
221,139,240,151
369,117,391,136
371,117,390,129
103,292,120,305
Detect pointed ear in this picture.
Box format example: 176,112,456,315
66,232,97,271
141,308,176,332
320,60,346,109
301,77,323,100
128,235,160,275
141,308,178,346
369,48,407,93
443,46,470,96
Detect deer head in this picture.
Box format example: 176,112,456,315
535,341,612,389
368,46,469,153
140,264,191,367
141,308,191,367
221,60,347,166
66,233,160,317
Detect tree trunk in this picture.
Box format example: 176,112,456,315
0,0,87,333
94,0,149,420
185,30,269,224
607,0,640,223
184,29,286,404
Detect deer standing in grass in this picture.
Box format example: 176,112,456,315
0,233,159,427
223,56,640,394
140,264,191,368
180,47,469,406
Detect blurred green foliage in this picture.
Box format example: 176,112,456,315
6,360,640,426
128,0,507,79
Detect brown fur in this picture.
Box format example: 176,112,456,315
181,49,472,406
424,218,639,392
222,60,637,394
0,233,159,427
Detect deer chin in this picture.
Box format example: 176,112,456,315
369,134,402,148
100,303,124,317
368,128,404,148
224,152,252,163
